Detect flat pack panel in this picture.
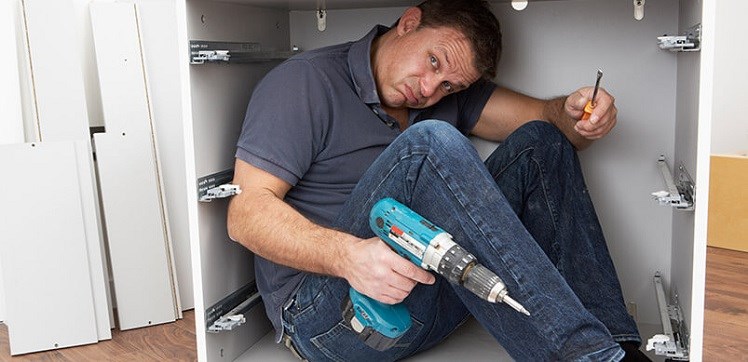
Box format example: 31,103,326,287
74,142,113,341
22,0,89,142
0,142,98,355
90,2,180,330
21,0,112,339
89,2,152,137
94,132,177,330
134,0,195,311
186,0,290,359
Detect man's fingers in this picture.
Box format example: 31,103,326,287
392,258,435,285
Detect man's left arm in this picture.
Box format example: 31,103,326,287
470,86,617,151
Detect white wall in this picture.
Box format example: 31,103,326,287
290,0,681,326
711,0,748,155
0,0,26,323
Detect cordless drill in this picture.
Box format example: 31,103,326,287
341,198,530,351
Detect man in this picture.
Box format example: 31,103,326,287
228,0,649,360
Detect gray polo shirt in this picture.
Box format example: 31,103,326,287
236,25,496,341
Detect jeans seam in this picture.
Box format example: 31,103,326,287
426,148,588,352
492,147,560,230
367,149,430,206
424,150,568,350
530,152,564,274
491,147,562,267
611,333,642,343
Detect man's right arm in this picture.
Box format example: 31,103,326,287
226,158,435,304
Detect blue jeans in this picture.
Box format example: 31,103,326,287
281,120,639,361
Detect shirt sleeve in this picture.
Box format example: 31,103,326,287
414,78,497,134
454,78,497,132
235,59,331,186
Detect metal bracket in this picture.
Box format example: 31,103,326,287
646,273,690,360
633,0,645,21
317,9,327,32
192,50,230,63
652,155,695,211
206,281,263,333
190,40,300,65
197,169,241,202
201,184,241,202
658,24,701,52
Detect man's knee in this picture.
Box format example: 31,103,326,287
404,120,473,152
507,120,571,151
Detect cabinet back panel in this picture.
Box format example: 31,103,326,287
290,0,680,326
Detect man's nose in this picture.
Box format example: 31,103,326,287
420,73,440,99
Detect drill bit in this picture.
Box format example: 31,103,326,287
503,295,531,316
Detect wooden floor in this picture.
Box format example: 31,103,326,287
0,311,196,361
702,247,748,361
1,246,747,361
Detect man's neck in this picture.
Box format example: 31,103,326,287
381,106,409,131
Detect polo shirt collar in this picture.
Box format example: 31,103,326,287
348,25,390,105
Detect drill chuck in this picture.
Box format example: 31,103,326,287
436,243,476,286
463,264,507,303
435,243,506,303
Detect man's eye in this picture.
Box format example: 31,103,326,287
429,55,438,67
442,81,453,92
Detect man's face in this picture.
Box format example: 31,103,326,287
374,25,481,110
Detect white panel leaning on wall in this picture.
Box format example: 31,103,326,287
90,1,182,330
0,0,112,355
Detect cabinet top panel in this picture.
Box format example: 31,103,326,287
211,0,548,11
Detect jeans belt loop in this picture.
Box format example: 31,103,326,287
282,296,297,334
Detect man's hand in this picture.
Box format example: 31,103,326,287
343,237,436,305
565,86,618,140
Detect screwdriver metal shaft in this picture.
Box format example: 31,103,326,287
582,69,603,121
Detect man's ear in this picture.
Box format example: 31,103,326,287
396,7,422,36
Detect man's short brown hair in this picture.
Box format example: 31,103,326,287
416,0,502,80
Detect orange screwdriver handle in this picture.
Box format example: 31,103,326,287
581,100,594,121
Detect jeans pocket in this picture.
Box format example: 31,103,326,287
309,316,424,362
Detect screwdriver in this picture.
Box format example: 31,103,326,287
581,69,603,121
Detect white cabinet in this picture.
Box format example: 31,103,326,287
134,0,715,360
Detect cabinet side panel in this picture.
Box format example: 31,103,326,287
673,0,712,359
186,1,289,360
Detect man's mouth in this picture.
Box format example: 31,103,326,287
403,85,418,106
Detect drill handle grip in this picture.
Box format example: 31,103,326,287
342,288,412,351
